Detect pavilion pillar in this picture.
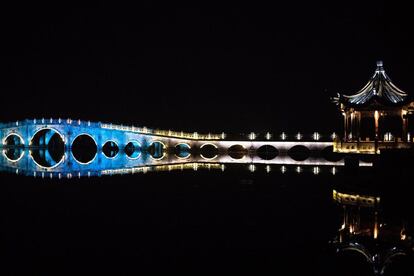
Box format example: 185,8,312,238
346,111,352,141
402,109,408,142
350,111,354,140
350,111,360,141
356,111,361,141
374,110,379,153
343,112,348,141
374,110,379,140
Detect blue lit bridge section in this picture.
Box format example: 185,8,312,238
0,119,372,178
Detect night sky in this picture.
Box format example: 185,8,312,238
2,3,414,274
1,2,413,134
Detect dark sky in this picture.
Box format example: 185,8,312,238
1,2,413,134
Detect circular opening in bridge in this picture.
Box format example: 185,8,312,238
3,148,25,162
71,134,97,164
31,128,64,149
3,133,24,147
125,141,141,159
288,145,310,161
321,146,343,162
335,250,375,276
175,143,191,159
200,144,218,160
148,141,166,160
30,128,65,168
227,144,248,159
102,141,119,158
256,145,279,160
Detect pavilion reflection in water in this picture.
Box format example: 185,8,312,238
330,189,414,275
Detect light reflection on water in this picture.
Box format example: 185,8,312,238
0,143,366,178
1,145,413,274
0,147,347,178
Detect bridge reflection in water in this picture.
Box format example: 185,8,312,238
0,145,374,178
0,148,360,178
0,119,374,178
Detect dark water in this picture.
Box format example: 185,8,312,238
1,163,413,275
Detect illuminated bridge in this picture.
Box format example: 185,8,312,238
0,119,372,177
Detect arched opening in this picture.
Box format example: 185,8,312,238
31,128,64,149
30,128,65,168
321,146,343,162
227,144,248,160
71,134,97,164
175,143,191,159
3,133,24,147
200,143,218,160
125,141,141,159
3,148,25,162
102,141,119,158
256,145,279,160
148,141,166,160
288,145,310,161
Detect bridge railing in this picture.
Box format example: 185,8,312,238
101,123,225,140
0,119,102,128
0,121,21,128
226,131,339,142
1,119,339,142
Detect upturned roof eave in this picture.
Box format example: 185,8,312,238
336,61,409,108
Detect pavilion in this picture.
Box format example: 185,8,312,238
333,61,414,154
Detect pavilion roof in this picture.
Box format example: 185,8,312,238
333,61,409,109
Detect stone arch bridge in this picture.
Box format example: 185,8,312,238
0,119,362,176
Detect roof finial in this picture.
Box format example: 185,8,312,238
375,60,384,73
376,60,383,67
